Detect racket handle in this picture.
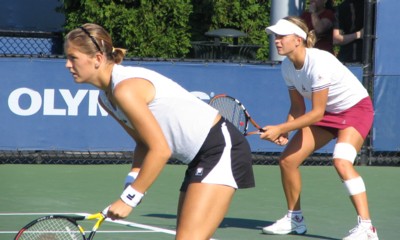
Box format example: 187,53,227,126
245,128,265,136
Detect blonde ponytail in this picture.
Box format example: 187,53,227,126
284,16,316,48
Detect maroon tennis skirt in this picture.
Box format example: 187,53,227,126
313,97,374,139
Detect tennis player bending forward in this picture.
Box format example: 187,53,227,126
64,23,255,240
261,16,379,240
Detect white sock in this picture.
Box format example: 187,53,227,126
360,217,372,227
287,210,302,218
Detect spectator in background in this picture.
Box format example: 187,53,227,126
333,0,365,63
301,0,335,54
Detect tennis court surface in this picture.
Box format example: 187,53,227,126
1,164,398,240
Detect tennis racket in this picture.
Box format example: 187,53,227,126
209,94,265,136
14,208,108,240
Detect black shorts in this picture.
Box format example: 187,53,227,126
180,118,255,192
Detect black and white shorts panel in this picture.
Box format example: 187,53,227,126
180,118,255,192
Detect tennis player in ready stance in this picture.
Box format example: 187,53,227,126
64,23,255,240
261,16,379,240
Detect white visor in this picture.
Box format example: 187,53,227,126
265,19,307,40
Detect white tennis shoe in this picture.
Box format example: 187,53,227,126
343,216,379,240
262,214,307,235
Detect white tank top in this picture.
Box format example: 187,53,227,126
99,65,218,164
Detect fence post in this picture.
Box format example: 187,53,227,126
360,0,376,165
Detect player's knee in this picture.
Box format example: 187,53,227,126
333,158,353,174
279,156,303,172
278,157,291,169
333,142,357,164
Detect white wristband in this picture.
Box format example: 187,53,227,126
124,172,139,188
120,186,144,207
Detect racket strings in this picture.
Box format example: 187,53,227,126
210,98,246,132
17,218,83,240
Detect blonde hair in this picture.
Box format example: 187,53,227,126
65,23,127,64
284,16,316,48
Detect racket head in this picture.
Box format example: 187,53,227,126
14,215,85,240
14,211,107,240
209,94,249,135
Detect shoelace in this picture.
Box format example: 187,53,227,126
348,224,361,234
348,223,369,234
275,216,303,225
275,217,287,224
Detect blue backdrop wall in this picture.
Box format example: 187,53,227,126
1,58,368,153
372,0,400,151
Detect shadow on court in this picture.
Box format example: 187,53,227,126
145,213,271,230
145,213,340,239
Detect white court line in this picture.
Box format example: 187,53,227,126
76,212,177,236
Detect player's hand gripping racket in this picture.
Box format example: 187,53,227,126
14,207,109,240
209,94,265,136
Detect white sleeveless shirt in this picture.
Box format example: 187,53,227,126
99,65,218,164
